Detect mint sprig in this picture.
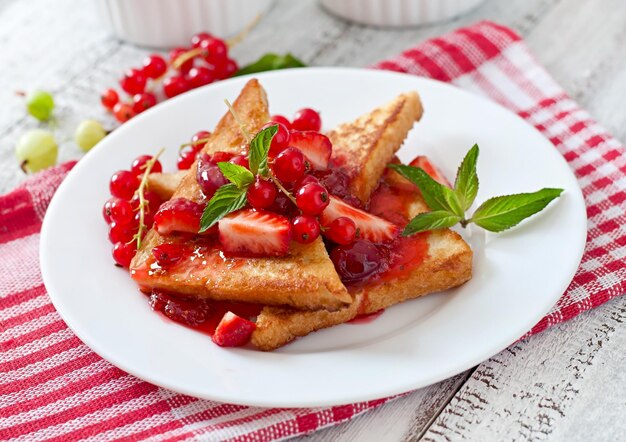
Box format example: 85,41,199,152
388,145,564,235
199,124,277,232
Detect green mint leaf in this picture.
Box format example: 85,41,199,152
217,162,254,188
249,124,278,177
470,188,564,232
235,53,306,77
403,211,462,236
454,144,480,211
388,164,463,216
199,184,248,232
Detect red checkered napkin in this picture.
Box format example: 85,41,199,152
1,21,625,441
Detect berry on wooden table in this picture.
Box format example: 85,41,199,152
75,120,106,152
15,129,58,173
26,90,54,121
292,108,321,132
291,215,321,244
100,88,119,110
163,76,190,98
119,68,147,95
142,54,167,79
112,103,136,123
132,92,157,114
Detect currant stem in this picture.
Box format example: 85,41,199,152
133,147,165,249
224,99,252,143
460,219,469,228
226,14,261,48
172,48,203,70
179,136,211,151
268,171,297,204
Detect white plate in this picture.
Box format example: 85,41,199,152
40,68,587,407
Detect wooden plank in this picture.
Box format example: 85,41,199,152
420,295,626,441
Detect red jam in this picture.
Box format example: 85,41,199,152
148,290,262,336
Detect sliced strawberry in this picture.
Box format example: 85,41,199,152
212,311,256,347
153,198,214,235
409,156,451,187
289,131,332,170
218,209,291,257
321,196,398,243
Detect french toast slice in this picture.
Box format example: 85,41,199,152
329,92,423,204
147,171,186,200
251,168,473,351
131,79,351,311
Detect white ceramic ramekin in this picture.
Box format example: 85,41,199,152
94,0,274,48
319,0,486,27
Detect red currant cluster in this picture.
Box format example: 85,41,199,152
103,155,164,267
100,33,238,124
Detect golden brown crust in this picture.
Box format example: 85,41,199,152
130,79,350,311
329,92,423,204
250,191,473,351
147,171,186,200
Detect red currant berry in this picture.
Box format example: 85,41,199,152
220,58,238,79
132,92,157,114
101,88,119,110
112,103,136,123
131,190,162,214
211,151,234,162
191,32,213,48
196,153,227,198
102,198,116,224
296,182,329,215
187,66,215,88
143,54,167,79
295,174,320,189
163,76,190,98
268,191,298,217
229,155,249,169
153,243,187,268
200,38,227,65
109,198,134,224
109,170,140,200
135,210,154,229
292,108,322,132
130,154,163,176
325,216,357,245
177,149,196,170
270,115,292,131
273,147,305,183
112,241,136,268
169,47,194,73
120,68,147,95
291,215,321,244
191,130,211,151
109,221,137,244
262,122,290,157
247,178,277,209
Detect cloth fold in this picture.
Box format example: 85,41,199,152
1,21,625,441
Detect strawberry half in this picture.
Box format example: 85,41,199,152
212,311,256,347
409,156,451,187
218,209,291,257
289,131,332,170
321,197,398,243
153,198,213,235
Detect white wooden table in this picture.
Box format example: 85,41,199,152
2,0,625,440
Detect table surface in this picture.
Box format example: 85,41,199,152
2,0,626,440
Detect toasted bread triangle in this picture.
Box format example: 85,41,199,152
329,92,423,204
130,79,351,311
